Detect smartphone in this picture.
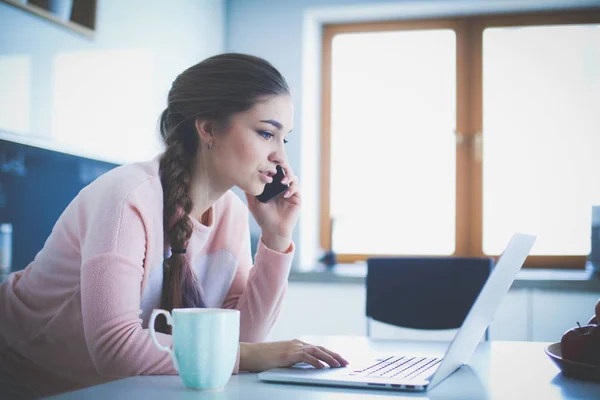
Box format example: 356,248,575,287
256,165,289,203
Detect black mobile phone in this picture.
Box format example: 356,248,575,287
256,165,289,203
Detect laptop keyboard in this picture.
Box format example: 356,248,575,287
349,356,441,380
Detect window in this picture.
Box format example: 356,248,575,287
320,11,600,268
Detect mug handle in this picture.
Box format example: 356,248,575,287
149,309,179,372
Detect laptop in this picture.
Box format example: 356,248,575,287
258,233,536,392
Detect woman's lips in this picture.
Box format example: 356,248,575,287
260,171,274,183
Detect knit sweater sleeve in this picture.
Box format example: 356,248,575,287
78,179,177,378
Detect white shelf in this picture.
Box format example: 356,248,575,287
1,0,95,38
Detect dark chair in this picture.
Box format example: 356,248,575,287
366,257,493,341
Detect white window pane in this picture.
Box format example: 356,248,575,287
330,30,456,255
482,24,600,255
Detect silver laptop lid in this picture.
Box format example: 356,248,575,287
428,233,536,389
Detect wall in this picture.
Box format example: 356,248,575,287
225,0,600,269
0,0,226,164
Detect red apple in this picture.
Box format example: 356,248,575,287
561,323,600,366
589,300,599,324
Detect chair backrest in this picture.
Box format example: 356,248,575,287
366,257,493,336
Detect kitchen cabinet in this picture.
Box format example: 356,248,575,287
531,290,598,342
267,282,598,343
1,0,96,38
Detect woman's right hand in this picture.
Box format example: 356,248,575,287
239,339,349,373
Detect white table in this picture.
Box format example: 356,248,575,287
47,336,600,400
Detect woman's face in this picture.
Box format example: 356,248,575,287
210,94,294,195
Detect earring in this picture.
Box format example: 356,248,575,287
208,141,213,150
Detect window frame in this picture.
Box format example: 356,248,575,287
320,9,600,269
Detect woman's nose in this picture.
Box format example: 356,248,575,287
269,144,287,165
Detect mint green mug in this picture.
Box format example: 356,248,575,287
149,308,240,390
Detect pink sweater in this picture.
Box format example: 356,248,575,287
0,156,294,397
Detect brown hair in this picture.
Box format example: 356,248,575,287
156,53,290,333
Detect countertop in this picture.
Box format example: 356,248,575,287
46,338,600,400
289,263,600,292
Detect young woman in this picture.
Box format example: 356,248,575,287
0,53,348,398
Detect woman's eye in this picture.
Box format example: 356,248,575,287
258,131,274,140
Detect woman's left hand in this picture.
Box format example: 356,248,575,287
246,164,301,253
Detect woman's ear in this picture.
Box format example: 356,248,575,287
195,119,214,146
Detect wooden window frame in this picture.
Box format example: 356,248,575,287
320,9,600,269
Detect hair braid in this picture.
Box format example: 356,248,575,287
156,120,205,334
